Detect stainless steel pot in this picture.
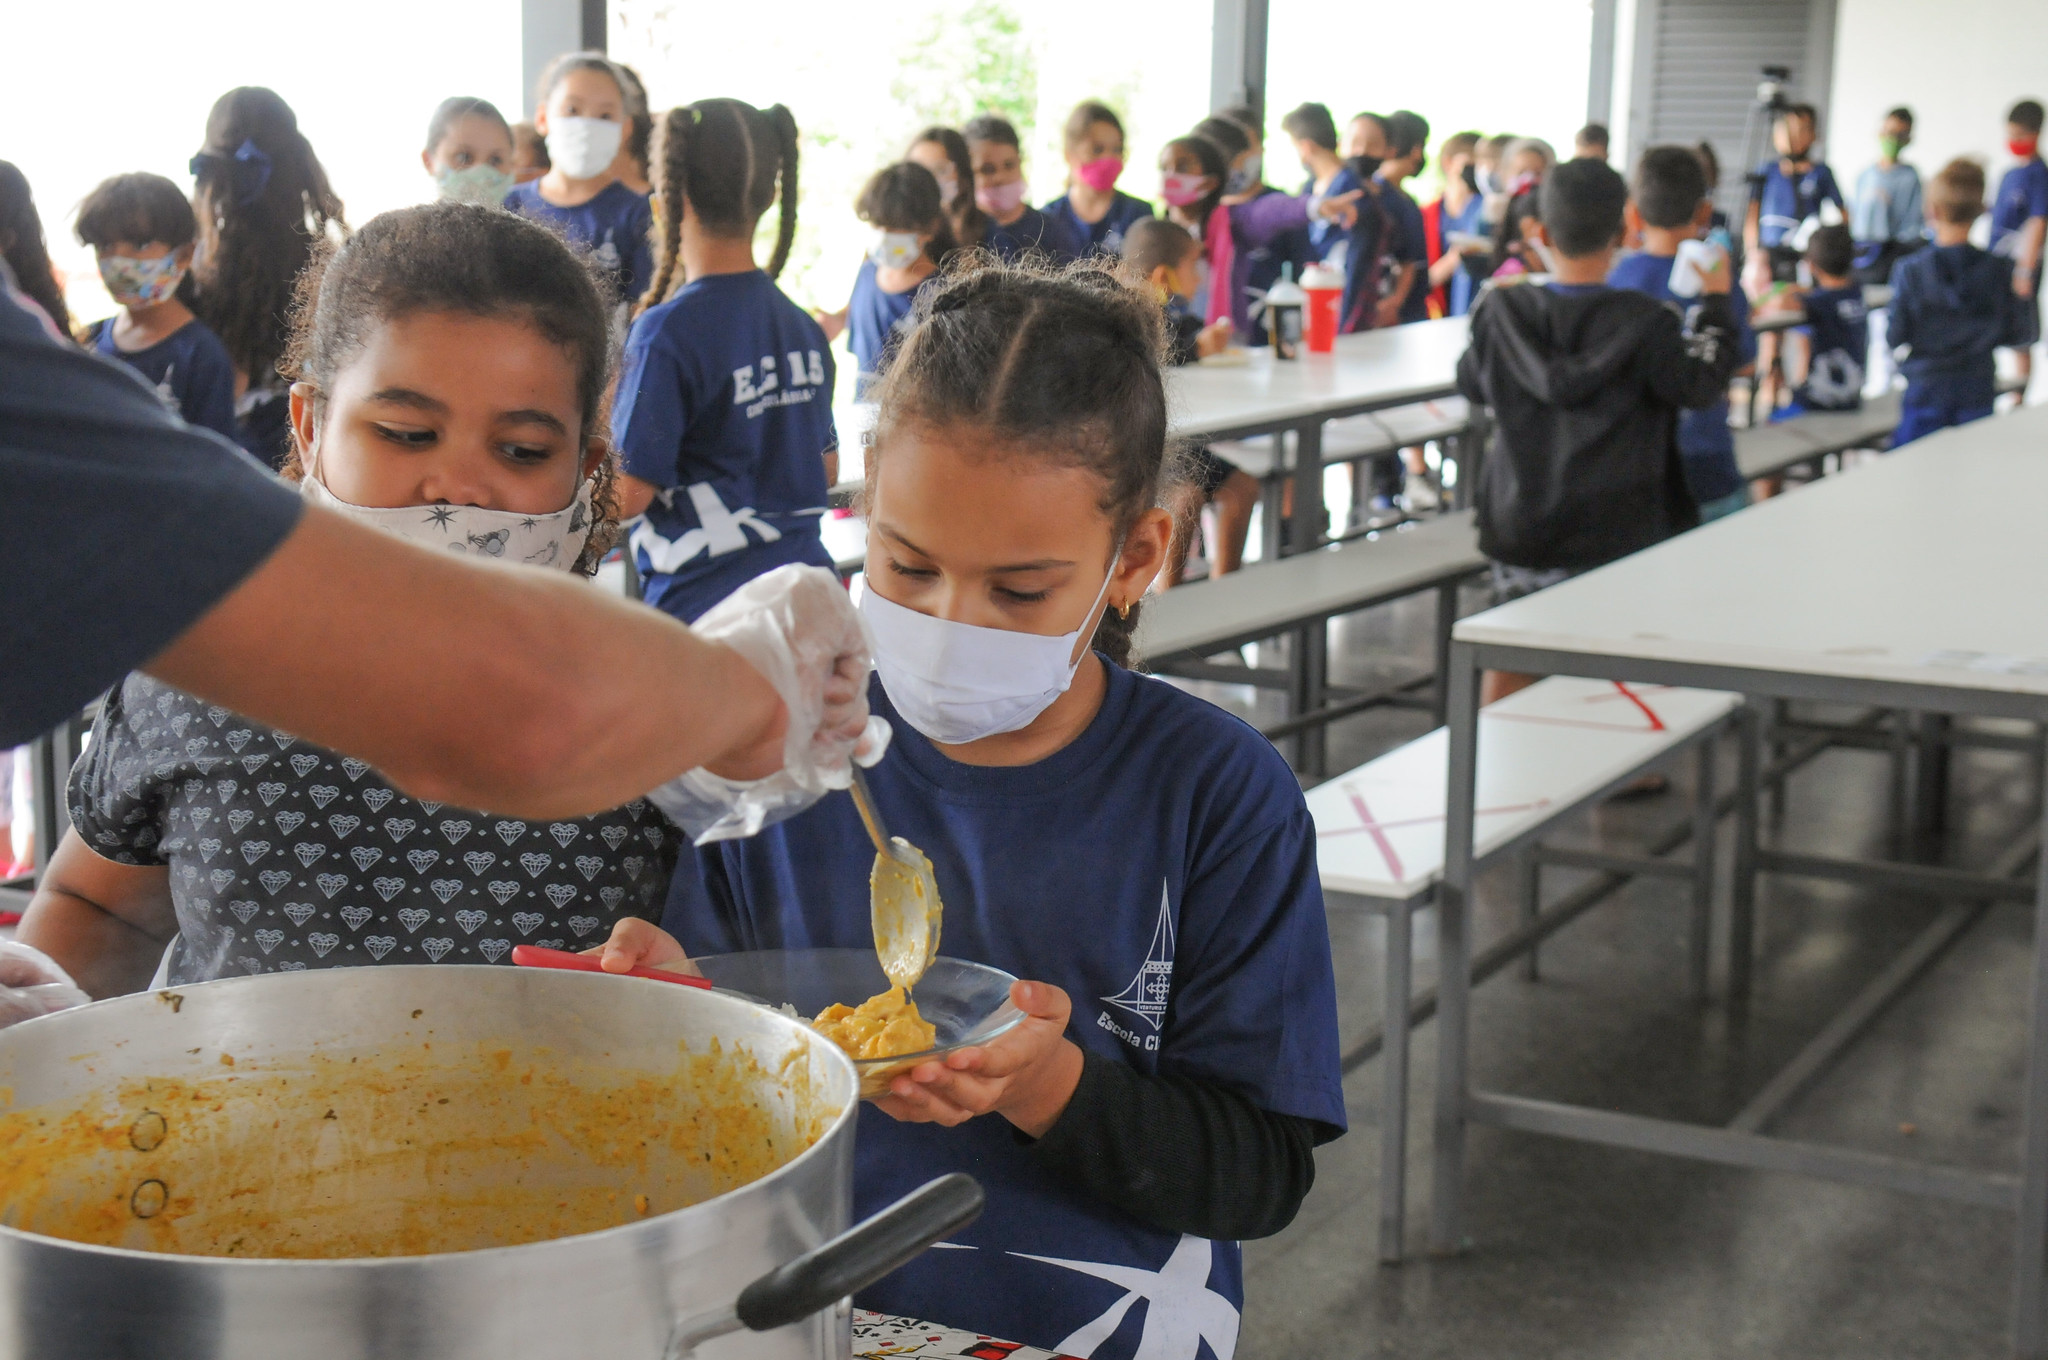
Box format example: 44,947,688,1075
0,966,956,1360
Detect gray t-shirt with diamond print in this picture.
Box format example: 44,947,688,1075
69,674,680,983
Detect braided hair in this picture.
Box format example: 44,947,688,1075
190,87,345,390
0,161,72,337
280,203,621,575
867,253,1181,668
640,98,799,313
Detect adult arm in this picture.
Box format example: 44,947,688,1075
1027,1051,1328,1240
148,505,786,819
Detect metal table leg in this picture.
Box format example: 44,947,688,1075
1915,711,1952,845
1432,581,1459,727
1517,848,1541,981
1730,704,1762,1001
1379,895,1414,1264
1691,734,1719,999
2014,741,2048,1358
1429,640,1483,1255
1295,620,1329,778
1287,421,1326,557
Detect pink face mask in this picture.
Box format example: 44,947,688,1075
1161,172,1212,207
1076,156,1124,194
976,178,1028,217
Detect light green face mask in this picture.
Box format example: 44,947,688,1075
435,163,515,207
1878,135,1905,160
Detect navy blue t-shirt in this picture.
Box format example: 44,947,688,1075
846,259,937,398
90,317,238,443
1,274,301,744
984,205,1085,263
1377,177,1430,324
1992,157,2048,258
662,663,1346,1358
614,270,837,621
1607,251,1756,504
1752,160,1845,249
1795,285,1869,411
1042,190,1153,256
1302,166,1363,262
504,180,654,309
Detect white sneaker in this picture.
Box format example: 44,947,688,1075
1403,473,1441,511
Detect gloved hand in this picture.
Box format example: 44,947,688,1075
0,941,90,1028
650,565,891,844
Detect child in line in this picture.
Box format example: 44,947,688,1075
599,256,1344,1357
0,162,70,338
1190,115,1311,344
1459,158,1739,699
816,162,953,398
1042,100,1153,256
907,127,987,252
1608,144,1756,522
611,63,656,195
188,87,346,470
1282,102,1360,266
510,122,549,183
503,52,653,314
74,173,237,443
1574,123,1611,163
1157,133,1230,320
1991,99,2046,395
1125,217,1257,583
1426,131,1488,318
1378,111,1433,327
1745,104,1845,411
1768,224,1868,416
421,96,516,206
19,203,679,997
614,99,837,623
962,116,1082,262
1850,106,1924,285
1889,159,2030,446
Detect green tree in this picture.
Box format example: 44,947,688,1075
890,1,1038,138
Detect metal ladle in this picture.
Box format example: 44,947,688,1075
847,767,942,991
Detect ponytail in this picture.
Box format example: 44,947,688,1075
766,103,800,281
639,107,691,314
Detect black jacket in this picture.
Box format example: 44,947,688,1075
1457,281,1738,570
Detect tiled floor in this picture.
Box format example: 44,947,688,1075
1164,583,2040,1359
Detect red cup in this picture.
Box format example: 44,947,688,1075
1302,263,1343,354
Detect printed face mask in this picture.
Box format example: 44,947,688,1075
859,547,1122,745
1224,152,1264,196
545,116,624,180
1076,155,1125,193
867,229,924,270
1161,172,1211,208
975,178,1028,218
300,460,597,571
436,163,515,206
97,252,185,307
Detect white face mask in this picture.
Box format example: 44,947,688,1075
932,168,960,208
299,462,598,571
859,548,1122,745
868,229,924,270
545,116,624,180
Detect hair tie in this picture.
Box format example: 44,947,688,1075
189,139,273,205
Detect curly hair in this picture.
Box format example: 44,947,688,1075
866,252,1183,668
640,98,799,313
0,161,71,338
190,87,346,390
280,203,621,574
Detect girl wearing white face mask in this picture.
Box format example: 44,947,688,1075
19,205,686,996
599,259,1346,1359
503,52,653,314
814,162,956,399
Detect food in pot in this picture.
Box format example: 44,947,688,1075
0,1036,837,1259
812,986,938,1060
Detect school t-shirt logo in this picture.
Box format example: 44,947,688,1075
632,483,784,573
1098,881,1174,1051
732,349,826,419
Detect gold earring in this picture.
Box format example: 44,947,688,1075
1118,600,1133,620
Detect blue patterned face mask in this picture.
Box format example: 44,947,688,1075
97,252,186,307
435,163,515,207
300,467,597,572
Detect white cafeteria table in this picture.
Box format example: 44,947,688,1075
1426,402,2048,1355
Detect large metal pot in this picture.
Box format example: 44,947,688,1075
0,965,927,1360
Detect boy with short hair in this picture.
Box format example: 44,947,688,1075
1851,106,1924,285
1775,224,1868,415
1746,104,1847,285
1608,144,1757,521
1373,111,1432,329
73,172,236,442
1889,158,2030,445
1991,99,2047,394
1574,123,1610,162
1457,158,1738,634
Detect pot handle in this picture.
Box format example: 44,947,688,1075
667,1174,983,1357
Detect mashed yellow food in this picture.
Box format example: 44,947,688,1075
812,986,938,1060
